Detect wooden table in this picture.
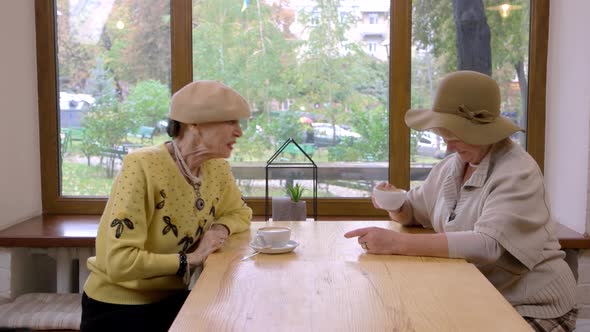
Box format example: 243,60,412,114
170,221,532,332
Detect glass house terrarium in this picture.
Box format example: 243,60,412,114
265,138,318,221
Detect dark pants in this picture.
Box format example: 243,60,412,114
80,291,190,332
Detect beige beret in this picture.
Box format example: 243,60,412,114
169,81,251,124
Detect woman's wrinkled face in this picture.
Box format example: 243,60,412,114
193,120,243,158
431,127,491,165
445,140,490,164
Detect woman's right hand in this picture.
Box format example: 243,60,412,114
186,228,228,269
372,182,411,224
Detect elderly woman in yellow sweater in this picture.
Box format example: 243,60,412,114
81,81,252,332
345,71,577,332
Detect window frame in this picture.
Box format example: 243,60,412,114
35,0,549,216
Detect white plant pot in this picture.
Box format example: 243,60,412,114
272,197,307,221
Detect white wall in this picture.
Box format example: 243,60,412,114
546,0,590,318
0,0,42,231
545,0,590,234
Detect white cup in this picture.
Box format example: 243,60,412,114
254,226,291,248
373,187,407,211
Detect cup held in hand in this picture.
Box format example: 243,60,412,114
254,226,291,248
373,187,407,211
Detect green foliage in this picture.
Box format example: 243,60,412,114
123,80,170,128
412,0,456,72
411,0,530,144
264,112,306,146
81,60,135,166
232,117,274,161
286,183,305,202
349,53,390,105
105,0,171,85
348,98,389,162
56,0,97,92
327,144,362,162
294,0,362,124
192,0,292,112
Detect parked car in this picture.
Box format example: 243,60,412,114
310,122,362,147
416,132,447,159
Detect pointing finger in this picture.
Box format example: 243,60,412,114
344,227,372,238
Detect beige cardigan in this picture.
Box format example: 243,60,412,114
407,139,576,319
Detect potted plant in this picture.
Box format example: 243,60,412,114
286,183,305,203
272,183,307,221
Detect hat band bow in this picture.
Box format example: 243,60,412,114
456,104,495,124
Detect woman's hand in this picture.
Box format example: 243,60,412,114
372,182,409,223
345,227,450,258
186,225,229,268
343,227,405,255
372,182,402,212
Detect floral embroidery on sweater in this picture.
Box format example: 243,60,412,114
110,218,134,239
162,216,178,237
155,189,166,209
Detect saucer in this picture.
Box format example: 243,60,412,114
249,240,299,254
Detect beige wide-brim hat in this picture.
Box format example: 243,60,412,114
405,71,524,145
169,80,251,124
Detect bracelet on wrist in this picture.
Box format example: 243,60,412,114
176,251,188,278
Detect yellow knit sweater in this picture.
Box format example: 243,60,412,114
84,143,251,304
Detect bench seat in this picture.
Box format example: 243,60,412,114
0,215,97,248
0,214,587,249
0,293,81,331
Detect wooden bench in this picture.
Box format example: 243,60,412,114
0,293,81,330
0,215,97,295
0,214,586,249
553,223,589,281
99,147,128,178
0,215,97,248
0,216,97,331
128,126,155,145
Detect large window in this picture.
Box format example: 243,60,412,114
191,0,389,201
56,0,171,196
36,0,549,216
410,0,532,187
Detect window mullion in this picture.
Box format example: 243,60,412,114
526,0,549,172
171,0,193,93
390,0,412,190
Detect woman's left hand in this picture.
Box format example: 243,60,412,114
199,225,229,253
343,227,404,255
186,224,229,268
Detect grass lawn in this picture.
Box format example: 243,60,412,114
61,162,114,196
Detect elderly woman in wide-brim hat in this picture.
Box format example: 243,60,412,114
345,71,577,331
81,81,252,332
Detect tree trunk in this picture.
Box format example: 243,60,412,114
514,60,528,125
514,60,528,145
452,0,491,75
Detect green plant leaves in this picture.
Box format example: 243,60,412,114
286,183,306,202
